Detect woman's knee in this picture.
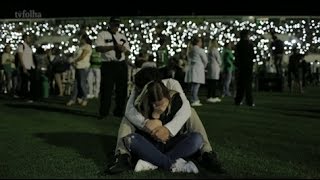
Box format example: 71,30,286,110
123,133,142,151
189,132,204,149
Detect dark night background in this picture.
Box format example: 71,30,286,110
0,0,319,19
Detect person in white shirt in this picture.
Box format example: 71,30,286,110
66,34,92,107
184,37,208,106
17,33,36,101
95,16,130,119
1,44,15,94
206,39,222,103
105,67,224,175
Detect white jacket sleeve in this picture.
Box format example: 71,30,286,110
215,49,222,66
200,48,208,67
124,88,148,129
95,32,106,47
1,54,6,65
163,79,191,136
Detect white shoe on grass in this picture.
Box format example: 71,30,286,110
134,159,158,172
66,100,75,106
171,158,199,174
191,100,202,106
207,97,221,103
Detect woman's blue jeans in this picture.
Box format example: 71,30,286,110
124,132,203,170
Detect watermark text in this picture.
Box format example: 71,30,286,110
15,10,42,18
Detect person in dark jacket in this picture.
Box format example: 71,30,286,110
287,47,304,93
234,30,255,106
270,33,284,77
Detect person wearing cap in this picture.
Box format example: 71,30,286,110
95,16,131,119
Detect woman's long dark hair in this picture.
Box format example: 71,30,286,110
80,33,92,45
138,80,171,119
134,67,161,94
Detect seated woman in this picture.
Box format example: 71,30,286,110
123,80,203,173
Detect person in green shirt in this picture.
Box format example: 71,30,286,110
156,37,169,68
87,48,102,99
222,42,235,97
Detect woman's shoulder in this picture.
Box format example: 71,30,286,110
213,48,220,54
162,78,180,88
1,52,8,58
169,90,182,102
169,89,179,97
195,46,205,52
169,92,182,112
97,30,110,37
2,52,13,57
82,44,92,50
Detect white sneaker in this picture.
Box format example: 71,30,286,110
134,159,158,172
26,100,34,103
207,97,221,103
184,161,199,174
171,158,199,174
206,97,215,102
80,100,88,107
77,98,83,104
191,100,202,106
66,100,75,106
87,94,94,99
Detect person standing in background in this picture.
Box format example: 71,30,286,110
184,36,208,106
87,48,102,99
206,39,222,103
222,42,235,97
17,33,36,102
234,30,255,107
270,33,284,77
1,44,17,95
66,34,92,107
156,36,169,68
270,33,284,91
95,16,131,120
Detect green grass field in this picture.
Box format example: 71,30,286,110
0,87,319,179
